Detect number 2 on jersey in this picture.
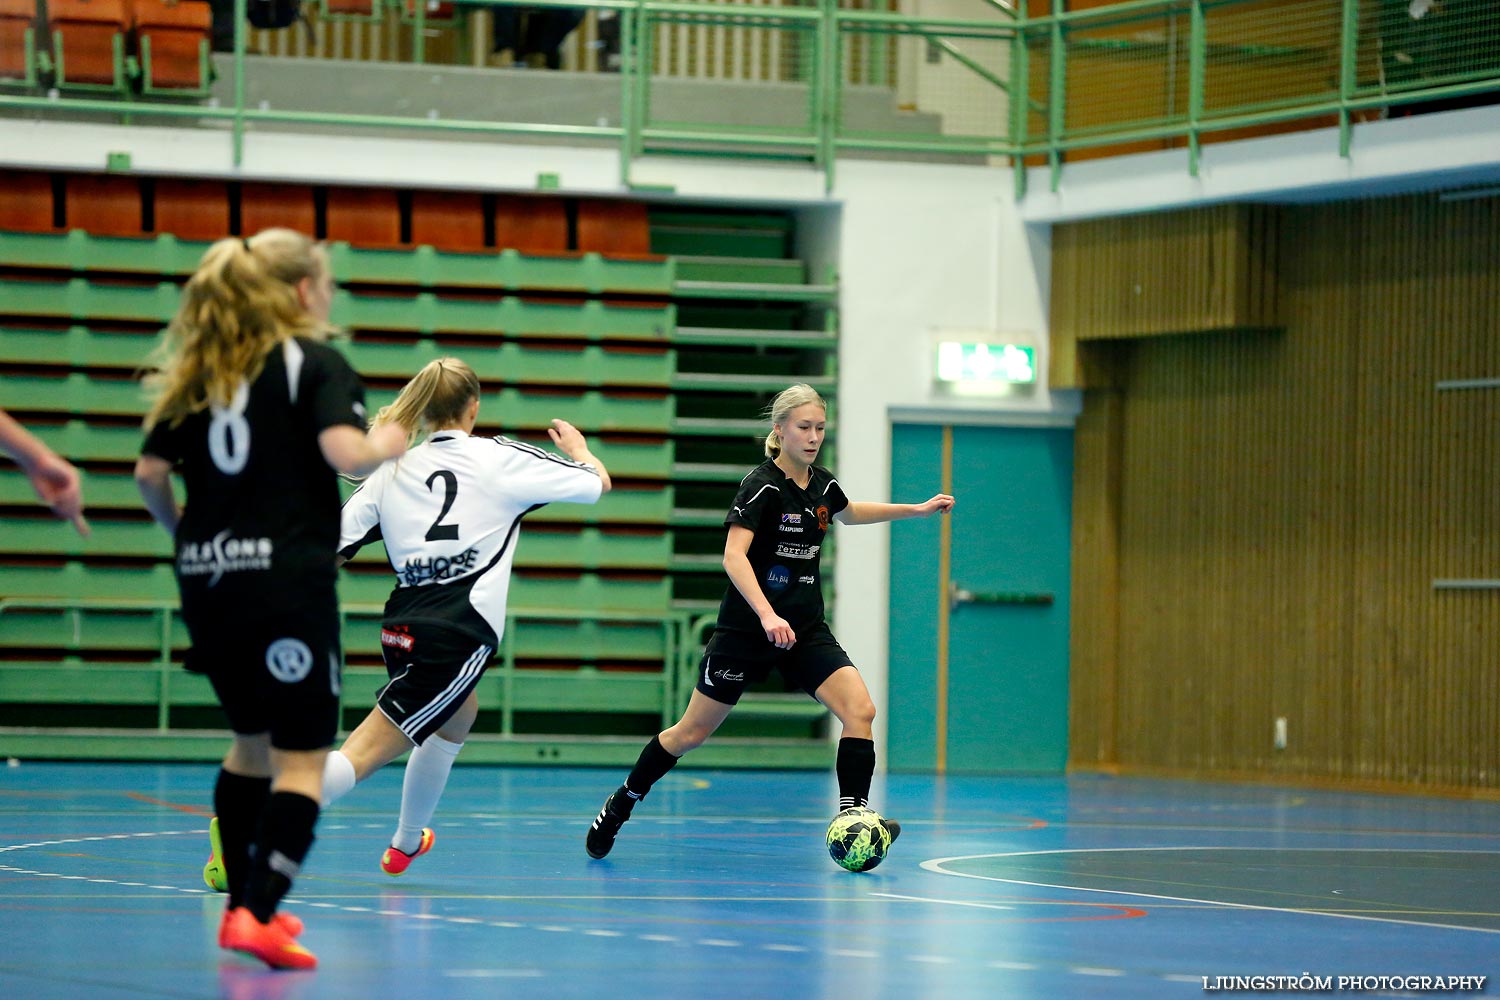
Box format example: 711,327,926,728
425,470,461,541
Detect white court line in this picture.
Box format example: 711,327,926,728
870,891,1014,912
0,827,1209,985
922,846,1500,935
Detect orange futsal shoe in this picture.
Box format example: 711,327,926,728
218,907,305,948
220,906,317,970
380,828,435,876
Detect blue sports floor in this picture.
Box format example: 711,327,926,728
1,761,1497,999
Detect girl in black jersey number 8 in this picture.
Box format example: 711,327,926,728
329,357,611,874
135,230,408,969
586,383,954,863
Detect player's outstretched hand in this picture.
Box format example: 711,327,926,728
547,419,589,460
915,494,955,517
27,451,90,537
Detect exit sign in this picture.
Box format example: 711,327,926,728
935,342,1036,384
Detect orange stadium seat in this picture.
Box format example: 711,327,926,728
0,0,38,81
239,182,316,236
576,199,653,257
495,195,567,255
154,178,229,241
410,190,486,253
47,0,130,88
0,170,58,232
132,0,211,91
321,0,379,17
325,186,402,248
63,173,144,236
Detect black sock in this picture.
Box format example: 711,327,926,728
244,791,319,924
213,769,271,910
624,735,680,799
836,737,875,812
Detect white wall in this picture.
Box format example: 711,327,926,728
1017,103,1500,223
826,159,1057,755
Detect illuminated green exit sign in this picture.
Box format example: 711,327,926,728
935,342,1036,384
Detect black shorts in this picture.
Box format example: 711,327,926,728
694,622,854,707
189,613,343,752
376,623,495,746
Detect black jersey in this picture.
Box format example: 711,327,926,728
141,337,368,622
716,460,849,634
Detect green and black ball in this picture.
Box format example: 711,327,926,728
826,806,892,872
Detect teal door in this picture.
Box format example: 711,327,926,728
887,423,1073,774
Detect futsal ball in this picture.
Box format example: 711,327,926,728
826,806,892,872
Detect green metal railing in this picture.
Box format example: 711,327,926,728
2,0,1498,193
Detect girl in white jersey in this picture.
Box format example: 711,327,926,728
326,357,611,873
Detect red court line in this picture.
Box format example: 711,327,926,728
124,792,212,817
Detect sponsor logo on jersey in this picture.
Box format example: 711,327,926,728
264,637,313,683
765,565,792,592
781,513,802,523
711,668,745,682
798,575,816,584
380,628,414,652
778,523,801,533
816,505,830,530
398,547,480,587
178,530,273,586
774,542,820,560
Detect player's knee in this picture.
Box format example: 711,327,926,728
673,724,713,751
834,696,875,729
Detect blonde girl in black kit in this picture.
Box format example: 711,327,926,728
135,229,407,969
585,383,954,861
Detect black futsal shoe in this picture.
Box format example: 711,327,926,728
885,818,901,844
586,787,635,859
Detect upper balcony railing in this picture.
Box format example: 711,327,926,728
1,0,1497,194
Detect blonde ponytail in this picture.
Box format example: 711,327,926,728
763,383,827,458
143,228,329,430
372,357,482,447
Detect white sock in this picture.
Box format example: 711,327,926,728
392,734,462,854
321,750,357,807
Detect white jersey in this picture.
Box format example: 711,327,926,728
339,429,603,645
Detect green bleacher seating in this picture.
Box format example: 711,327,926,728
0,467,671,522
0,325,675,388
0,563,671,608
0,174,838,760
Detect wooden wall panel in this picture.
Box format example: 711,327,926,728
1068,386,1124,765
1049,202,1279,390
1066,192,1500,791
